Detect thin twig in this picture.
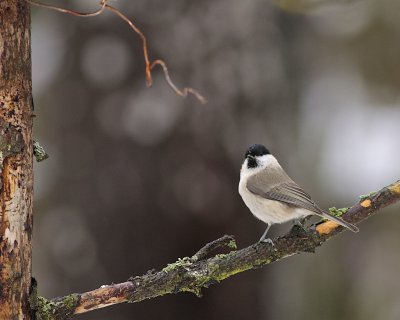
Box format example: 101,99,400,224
28,0,107,17
28,0,206,104
151,60,207,104
102,3,152,86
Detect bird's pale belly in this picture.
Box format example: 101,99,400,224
239,185,311,224
248,197,311,224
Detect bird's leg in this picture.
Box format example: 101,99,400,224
259,223,271,242
291,216,314,237
293,219,303,227
259,223,274,246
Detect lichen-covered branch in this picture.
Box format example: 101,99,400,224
35,180,400,319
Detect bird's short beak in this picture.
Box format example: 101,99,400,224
247,155,255,160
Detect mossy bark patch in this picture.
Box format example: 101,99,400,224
0,118,24,189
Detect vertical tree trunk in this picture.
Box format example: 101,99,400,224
0,1,33,318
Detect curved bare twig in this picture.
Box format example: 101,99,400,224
28,0,206,103
28,0,107,17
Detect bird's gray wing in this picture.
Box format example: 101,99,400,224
247,168,323,215
247,169,359,233
263,182,322,214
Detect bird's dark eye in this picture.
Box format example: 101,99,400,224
247,157,257,169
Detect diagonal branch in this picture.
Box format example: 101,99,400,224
34,180,400,319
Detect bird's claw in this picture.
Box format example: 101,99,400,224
259,237,275,247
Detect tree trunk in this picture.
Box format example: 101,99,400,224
0,1,33,318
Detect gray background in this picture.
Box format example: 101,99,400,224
32,1,400,319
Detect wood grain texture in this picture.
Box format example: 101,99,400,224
0,1,34,318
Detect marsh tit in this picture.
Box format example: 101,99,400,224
239,144,359,243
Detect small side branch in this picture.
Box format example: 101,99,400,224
34,180,400,319
192,234,236,261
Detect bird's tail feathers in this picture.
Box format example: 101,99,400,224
318,211,359,233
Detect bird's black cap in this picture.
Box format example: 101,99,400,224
245,144,270,159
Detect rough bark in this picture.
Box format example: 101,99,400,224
37,180,400,319
0,1,34,319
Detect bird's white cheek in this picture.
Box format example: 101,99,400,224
240,160,263,179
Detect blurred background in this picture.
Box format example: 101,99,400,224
31,0,400,319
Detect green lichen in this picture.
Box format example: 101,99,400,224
359,191,377,201
33,140,49,162
328,207,349,217
254,257,272,266
227,239,237,250
180,261,223,296
36,297,56,320
35,294,79,320
214,263,253,281
61,294,79,310
162,257,193,273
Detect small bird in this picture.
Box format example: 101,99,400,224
239,144,359,243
